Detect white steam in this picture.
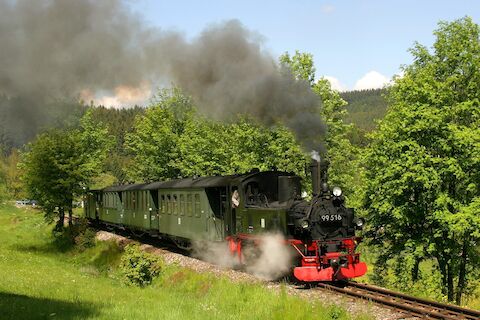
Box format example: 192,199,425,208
192,233,294,281
245,233,294,280
310,150,321,162
191,240,240,269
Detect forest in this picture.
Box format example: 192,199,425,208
0,17,479,308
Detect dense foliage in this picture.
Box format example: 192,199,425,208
21,110,112,229
120,244,162,287
126,88,308,184
363,17,480,304
341,89,388,132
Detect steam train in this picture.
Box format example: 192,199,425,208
83,158,367,282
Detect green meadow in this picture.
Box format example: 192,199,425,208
0,204,371,320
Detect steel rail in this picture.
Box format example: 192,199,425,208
317,282,480,319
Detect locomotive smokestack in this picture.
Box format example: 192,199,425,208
310,151,329,196
310,151,321,196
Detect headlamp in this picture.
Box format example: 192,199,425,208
301,220,309,229
356,218,365,228
332,187,342,197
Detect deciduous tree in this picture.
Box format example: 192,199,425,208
22,110,111,229
364,17,480,303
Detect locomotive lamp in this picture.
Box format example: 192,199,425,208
355,218,365,229
301,219,309,229
332,187,342,197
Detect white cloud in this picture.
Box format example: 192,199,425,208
353,71,389,90
323,76,347,92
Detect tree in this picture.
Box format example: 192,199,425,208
22,110,111,229
174,115,232,177
0,149,23,199
364,17,480,303
126,85,308,182
279,51,363,205
126,88,194,182
279,51,316,85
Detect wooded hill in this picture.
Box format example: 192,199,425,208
341,88,388,132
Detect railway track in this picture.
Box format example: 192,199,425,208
317,281,480,319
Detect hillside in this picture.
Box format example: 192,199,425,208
341,89,388,132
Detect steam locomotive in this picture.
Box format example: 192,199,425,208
84,158,367,282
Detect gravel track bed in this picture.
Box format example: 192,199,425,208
96,230,409,320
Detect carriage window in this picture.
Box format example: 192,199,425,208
187,194,193,216
180,194,185,216
166,194,171,214
160,195,166,213
194,194,201,217
172,194,178,215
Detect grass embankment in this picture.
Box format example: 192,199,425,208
0,204,371,320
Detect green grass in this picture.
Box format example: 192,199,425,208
0,204,372,320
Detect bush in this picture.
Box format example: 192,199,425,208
52,217,96,252
74,227,96,251
120,244,162,287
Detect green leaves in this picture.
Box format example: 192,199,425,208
21,110,112,222
126,88,308,182
120,244,162,287
364,17,480,302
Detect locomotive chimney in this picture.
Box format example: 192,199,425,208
310,151,322,196
310,151,329,196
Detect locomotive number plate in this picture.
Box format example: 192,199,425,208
321,214,342,222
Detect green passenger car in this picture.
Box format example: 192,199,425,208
84,170,301,243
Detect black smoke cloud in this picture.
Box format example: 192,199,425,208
0,0,324,150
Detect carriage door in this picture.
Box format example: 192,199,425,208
224,186,239,236
219,187,233,236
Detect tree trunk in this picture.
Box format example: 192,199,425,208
412,257,420,281
455,239,468,305
438,257,447,296
447,262,454,302
68,209,73,227
56,207,65,231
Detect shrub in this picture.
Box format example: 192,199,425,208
52,217,96,252
120,244,162,287
74,227,96,251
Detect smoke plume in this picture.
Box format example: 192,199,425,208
0,0,324,149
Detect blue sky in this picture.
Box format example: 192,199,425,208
128,0,479,91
